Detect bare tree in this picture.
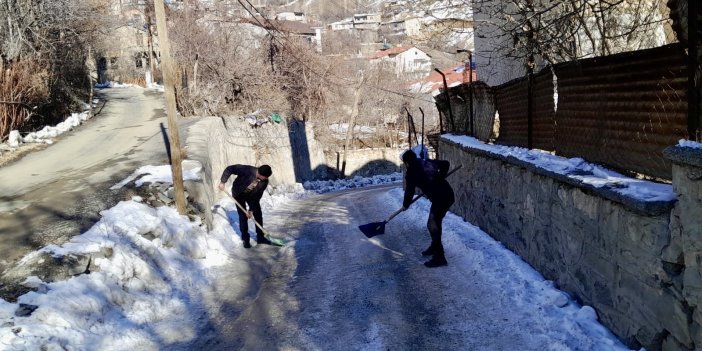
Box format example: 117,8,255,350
0,0,110,139
471,0,674,84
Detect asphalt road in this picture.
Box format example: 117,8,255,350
0,87,169,275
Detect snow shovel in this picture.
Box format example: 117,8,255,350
358,164,462,238
218,189,287,246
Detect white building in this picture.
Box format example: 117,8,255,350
369,46,432,79
276,11,306,22
473,0,673,86
330,18,354,31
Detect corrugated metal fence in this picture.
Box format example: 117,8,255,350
440,43,688,180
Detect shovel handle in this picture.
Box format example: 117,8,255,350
219,189,270,236
387,164,463,222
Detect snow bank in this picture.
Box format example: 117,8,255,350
444,134,675,203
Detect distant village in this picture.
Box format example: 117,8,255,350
102,0,476,99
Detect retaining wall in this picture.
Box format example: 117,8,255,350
440,137,702,351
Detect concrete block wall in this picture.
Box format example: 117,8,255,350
326,148,403,177
440,138,702,351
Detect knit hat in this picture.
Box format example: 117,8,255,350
258,165,272,177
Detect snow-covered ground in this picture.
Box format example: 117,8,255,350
0,157,643,350
3,102,98,149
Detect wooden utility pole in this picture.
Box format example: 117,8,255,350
341,73,364,177
154,0,187,214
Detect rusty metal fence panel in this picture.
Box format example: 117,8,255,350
532,72,556,151
436,82,497,142
554,44,687,179
495,76,529,147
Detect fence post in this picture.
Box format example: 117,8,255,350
689,0,701,141
435,68,456,131
527,71,534,149
469,52,474,136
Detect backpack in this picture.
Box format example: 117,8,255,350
421,159,450,183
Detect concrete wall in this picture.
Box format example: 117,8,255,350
183,116,404,227
326,148,403,178
439,138,702,351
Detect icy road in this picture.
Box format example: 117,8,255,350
190,184,630,351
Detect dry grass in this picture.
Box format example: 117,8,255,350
0,60,51,141
0,143,48,167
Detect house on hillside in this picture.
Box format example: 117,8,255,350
242,16,320,47
379,16,431,41
353,13,382,30
408,64,477,96
98,1,160,85
330,18,354,31
277,11,306,22
369,46,432,79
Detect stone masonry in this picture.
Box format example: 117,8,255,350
439,138,702,351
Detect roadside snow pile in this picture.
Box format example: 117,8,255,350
302,172,402,193
328,123,377,139
95,82,142,89
110,160,203,190
0,161,221,350
444,134,675,202
678,139,702,149
4,111,93,148
23,112,92,144
0,199,210,350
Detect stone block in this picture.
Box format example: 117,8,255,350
592,200,621,256
616,269,692,348
663,207,685,264
679,199,702,250
619,213,671,255
573,188,599,221
683,251,702,296
692,320,702,351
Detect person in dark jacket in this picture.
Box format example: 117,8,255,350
401,150,455,267
218,164,273,248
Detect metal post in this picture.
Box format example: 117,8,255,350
689,0,701,141
527,71,534,149
434,68,455,132
420,107,425,159
469,52,474,136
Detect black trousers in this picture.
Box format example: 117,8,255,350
234,194,264,243
426,181,455,257
427,203,451,257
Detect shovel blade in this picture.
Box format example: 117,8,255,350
358,221,386,238
265,235,287,247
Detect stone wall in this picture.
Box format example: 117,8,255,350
326,148,403,177
439,138,702,351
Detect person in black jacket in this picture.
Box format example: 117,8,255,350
401,150,455,267
218,164,273,248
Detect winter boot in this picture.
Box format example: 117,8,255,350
421,245,436,256
243,241,251,249
424,255,447,268
257,236,273,245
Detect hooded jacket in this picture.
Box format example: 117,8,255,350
221,164,269,201
403,158,454,208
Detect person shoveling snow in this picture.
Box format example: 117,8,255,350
218,164,282,248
